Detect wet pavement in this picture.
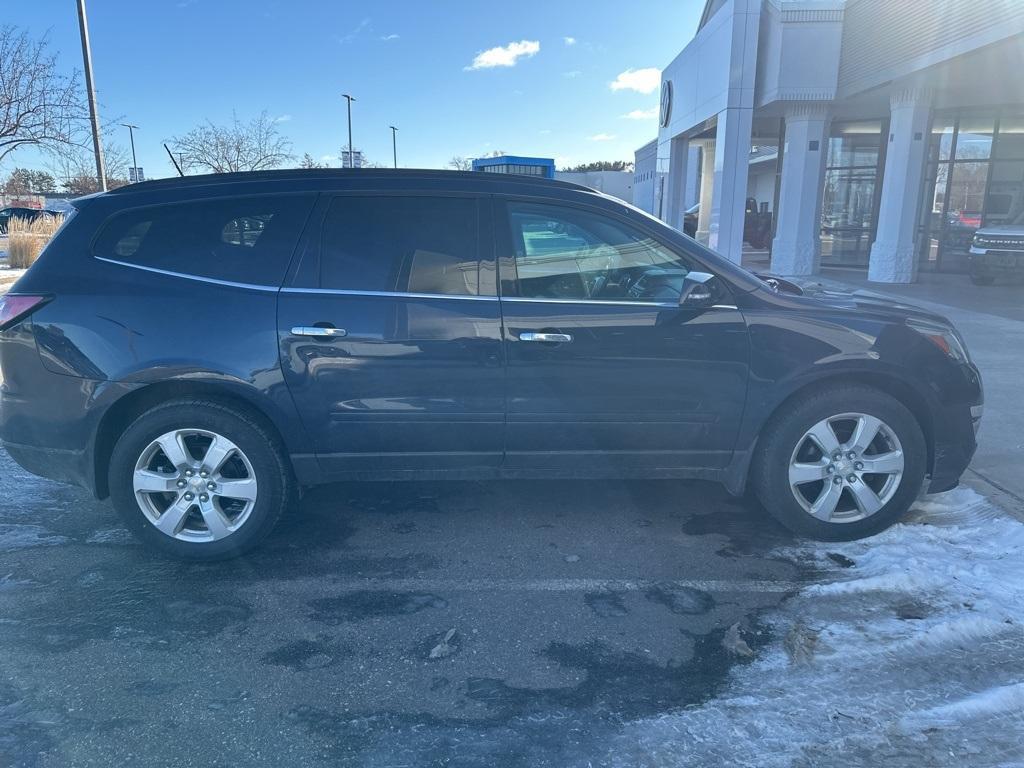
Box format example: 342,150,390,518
0,447,802,767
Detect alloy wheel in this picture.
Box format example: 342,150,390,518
132,428,258,542
788,412,904,523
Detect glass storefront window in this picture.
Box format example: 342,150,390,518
995,115,1024,159
983,160,1024,227
821,121,884,267
955,116,995,160
931,116,957,161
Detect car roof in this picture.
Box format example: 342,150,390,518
102,168,593,198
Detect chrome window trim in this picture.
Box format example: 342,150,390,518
501,296,738,310
280,287,498,302
94,256,280,292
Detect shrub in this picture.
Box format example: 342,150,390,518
6,214,63,269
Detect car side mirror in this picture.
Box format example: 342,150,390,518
679,271,717,309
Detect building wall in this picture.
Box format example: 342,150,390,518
837,0,1024,98
554,171,634,203
632,140,659,214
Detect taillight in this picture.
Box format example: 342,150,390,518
0,294,49,331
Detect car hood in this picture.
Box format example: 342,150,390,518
761,275,954,325
975,224,1024,237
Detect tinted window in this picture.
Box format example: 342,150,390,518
94,194,315,285
321,196,481,296
505,202,692,302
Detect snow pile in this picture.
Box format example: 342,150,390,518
611,488,1024,767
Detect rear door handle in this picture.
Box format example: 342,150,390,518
291,326,347,337
519,332,572,343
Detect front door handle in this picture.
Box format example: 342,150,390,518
519,331,572,343
291,326,348,338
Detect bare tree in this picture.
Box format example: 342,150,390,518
170,112,293,173
0,26,87,165
50,138,130,194
448,156,472,171
297,152,326,169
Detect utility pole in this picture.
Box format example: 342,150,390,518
342,93,355,168
76,0,107,191
390,125,398,168
121,123,139,181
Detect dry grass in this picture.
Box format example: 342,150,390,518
6,214,63,269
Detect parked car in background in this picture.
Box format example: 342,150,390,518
681,198,772,248
0,207,57,235
0,169,982,559
969,209,1024,284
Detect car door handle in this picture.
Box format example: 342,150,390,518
519,332,572,343
291,326,348,337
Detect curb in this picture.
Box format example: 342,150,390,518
963,469,1024,524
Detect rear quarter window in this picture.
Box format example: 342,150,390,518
93,194,315,286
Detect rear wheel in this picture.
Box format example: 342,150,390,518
751,385,926,540
108,399,293,559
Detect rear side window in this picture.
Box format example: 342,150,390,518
94,194,315,286
321,196,482,296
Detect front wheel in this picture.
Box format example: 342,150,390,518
751,385,927,541
108,399,294,559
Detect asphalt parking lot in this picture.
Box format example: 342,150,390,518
0,447,803,767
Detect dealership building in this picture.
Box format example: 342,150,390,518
635,0,1024,282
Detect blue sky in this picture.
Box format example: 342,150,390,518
5,0,703,179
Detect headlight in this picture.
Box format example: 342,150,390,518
906,319,971,364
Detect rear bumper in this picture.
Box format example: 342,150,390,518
2,439,90,488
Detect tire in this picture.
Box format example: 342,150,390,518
108,399,294,560
751,385,926,541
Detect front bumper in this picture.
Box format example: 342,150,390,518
925,363,982,493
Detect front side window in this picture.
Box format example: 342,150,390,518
94,194,315,286
321,196,482,296
504,202,692,302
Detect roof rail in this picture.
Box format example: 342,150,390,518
106,167,594,194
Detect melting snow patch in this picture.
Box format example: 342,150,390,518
0,523,68,552
610,488,1024,767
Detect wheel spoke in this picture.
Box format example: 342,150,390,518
849,481,883,516
134,470,179,494
155,496,192,537
201,436,235,476
806,420,841,455
215,478,257,502
847,415,882,454
809,481,844,521
789,460,830,485
199,499,232,540
860,450,903,475
156,432,191,470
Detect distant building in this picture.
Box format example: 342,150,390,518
471,155,555,179
554,170,633,204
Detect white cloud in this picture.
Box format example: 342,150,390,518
563,36,576,46
466,40,540,70
622,107,657,120
338,18,370,44
539,129,552,135
273,114,293,123
380,33,399,41
563,70,582,79
609,67,661,94
320,154,337,163
589,133,617,142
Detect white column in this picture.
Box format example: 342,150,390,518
868,87,933,283
663,135,690,232
771,103,830,276
709,106,754,263
695,139,715,244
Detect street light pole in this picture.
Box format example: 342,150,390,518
390,125,398,168
342,93,355,167
76,0,107,191
121,123,139,181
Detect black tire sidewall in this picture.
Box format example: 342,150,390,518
753,386,927,541
108,400,291,560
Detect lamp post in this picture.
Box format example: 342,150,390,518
390,125,398,168
121,123,139,181
76,0,106,191
342,93,356,168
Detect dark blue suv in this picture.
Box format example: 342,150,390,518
0,170,983,559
